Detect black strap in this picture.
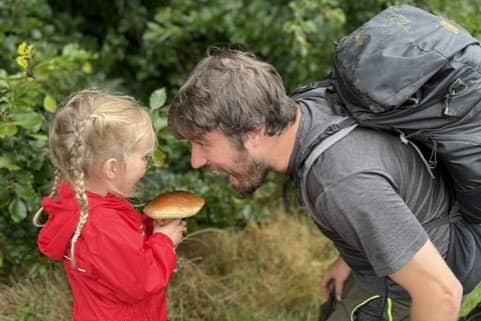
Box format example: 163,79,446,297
423,203,462,230
299,118,359,218
306,118,358,157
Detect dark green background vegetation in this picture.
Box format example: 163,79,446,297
1,0,480,279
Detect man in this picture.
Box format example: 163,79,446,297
168,49,481,321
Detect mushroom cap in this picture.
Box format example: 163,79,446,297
144,191,205,219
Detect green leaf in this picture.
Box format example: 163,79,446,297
14,182,36,201
29,134,48,141
14,171,34,186
149,88,167,110
8,198,27,223
0,156,21,171
151,112,168,132
0,122,18,138
0,71,8,89
82,62,93,74
43,94,58,113
11,112,44,132
153,149,167,168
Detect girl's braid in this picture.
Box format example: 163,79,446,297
69,118,90,267
32,168,63,227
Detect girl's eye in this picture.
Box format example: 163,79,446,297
143,154,153,164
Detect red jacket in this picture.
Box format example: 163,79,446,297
38,182,177,321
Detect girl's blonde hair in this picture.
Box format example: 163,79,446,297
34,88,157,266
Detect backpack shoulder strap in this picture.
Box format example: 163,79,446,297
300,118,358,214
299,120,461,230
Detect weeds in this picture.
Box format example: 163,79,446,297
2,210,479,320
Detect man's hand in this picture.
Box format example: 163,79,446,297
390,239,463,321
321,256,352,301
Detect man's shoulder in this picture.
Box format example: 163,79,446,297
304,126,420,192
320,127,404,168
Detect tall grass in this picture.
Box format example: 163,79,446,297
0,266,71,321
169,211,337,321
1,210,480,320
0,210,337,321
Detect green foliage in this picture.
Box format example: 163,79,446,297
462,284,481,317
140,0,346,92
332,0,481,38
0,41,95,276
1,0,481,281
0,0,98,277
427,0,481,39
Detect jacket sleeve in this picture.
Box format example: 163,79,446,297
142,215,154,236
82,208,177,303
37,208,79,261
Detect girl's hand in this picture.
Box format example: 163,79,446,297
155,218,174,226
153,219,187,246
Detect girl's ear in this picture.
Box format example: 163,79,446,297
103,158,120,179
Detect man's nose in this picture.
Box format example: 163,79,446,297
191,144,207,169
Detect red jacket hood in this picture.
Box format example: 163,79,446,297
38,182,133,261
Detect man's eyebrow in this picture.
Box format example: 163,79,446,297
192,136,207,144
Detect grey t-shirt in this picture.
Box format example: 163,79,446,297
306,127,450,298
288,87,481,299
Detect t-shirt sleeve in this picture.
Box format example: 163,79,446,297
314,170,428,276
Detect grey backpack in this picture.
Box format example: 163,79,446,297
327,5,481,224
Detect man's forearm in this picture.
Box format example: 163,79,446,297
391,240,463,321
410,294,461,321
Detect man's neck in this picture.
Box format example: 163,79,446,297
264,106,302,173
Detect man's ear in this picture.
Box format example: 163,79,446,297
103,158,120,180
245,128,265,150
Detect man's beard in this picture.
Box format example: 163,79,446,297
230,155,269,197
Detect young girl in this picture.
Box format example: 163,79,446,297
34,89,187,321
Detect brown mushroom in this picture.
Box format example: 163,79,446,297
144,191,205,219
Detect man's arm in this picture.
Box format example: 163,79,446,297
321,256,352,301
390,239,463,321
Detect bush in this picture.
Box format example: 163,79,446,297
0,37,97,277
2,0,481,280
0,0,344,278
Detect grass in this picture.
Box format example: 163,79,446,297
0,266,72,321
1,209,480,320
168,211,337,321
462,284,481,317
0,210,337,321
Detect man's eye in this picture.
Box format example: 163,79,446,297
193,141,206,149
